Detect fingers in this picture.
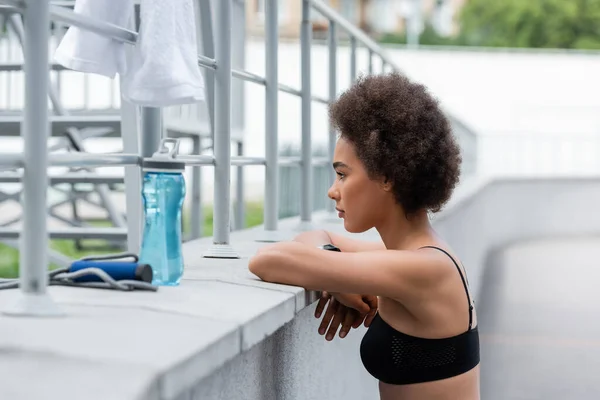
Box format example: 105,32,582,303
364,307,377,327
362,295,378,327
318,298,338,336
316,293,378,341
314,291,330,318
326,305,346,341
352,312,367,329
339,309,357,338
354,301,370,315
362,295,378,311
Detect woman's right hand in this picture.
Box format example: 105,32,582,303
315,291,378,340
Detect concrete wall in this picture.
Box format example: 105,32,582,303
180,176,600,400
433,176,600,301
192,304,377,400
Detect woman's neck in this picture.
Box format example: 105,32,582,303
376,208,435,250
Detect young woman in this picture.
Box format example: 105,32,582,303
249,72,480,400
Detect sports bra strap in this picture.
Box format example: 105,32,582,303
419,246,474,330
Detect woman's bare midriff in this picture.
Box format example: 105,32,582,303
379,365,480,400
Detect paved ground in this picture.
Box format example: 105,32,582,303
478,236,600,400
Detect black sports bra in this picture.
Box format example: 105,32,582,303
359,246,480,385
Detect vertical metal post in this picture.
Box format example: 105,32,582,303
232,0,246,232
197,0,215,138
122,5,142,254
190,0,207,241
139,106,162,246
300,0,313,227
121,99,141,253
204,0,238,258
235,141,245,230
139,107,162,250
212,0,232,246
5,21,13,109
231,0,246,140
4,0,61,316
350,36,357,84
259,0,280,241
368,49,374,75
140,108,163,157
326,20,337,214
190,136,203,239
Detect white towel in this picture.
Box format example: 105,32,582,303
54,0,205,107
54,0,133,79
121,0,205,106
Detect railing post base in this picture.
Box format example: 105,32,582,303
3,292,63,317
203,243,240,259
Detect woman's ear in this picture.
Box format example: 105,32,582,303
379,177,392,192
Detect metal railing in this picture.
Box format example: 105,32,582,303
0,0,477,316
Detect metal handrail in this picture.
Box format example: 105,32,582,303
0,172,126,185
0,153,312,169
278,83,302,97
0,61,66,71
0,227,128,240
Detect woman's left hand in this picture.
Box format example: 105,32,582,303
315,291,378,340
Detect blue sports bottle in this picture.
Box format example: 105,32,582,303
139,138,187,286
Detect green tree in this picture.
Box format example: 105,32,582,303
458,0,600,49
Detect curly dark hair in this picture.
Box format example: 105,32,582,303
329,72,462,216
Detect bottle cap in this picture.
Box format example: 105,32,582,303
142,138,186,172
